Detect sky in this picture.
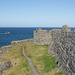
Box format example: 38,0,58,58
0,0,75,27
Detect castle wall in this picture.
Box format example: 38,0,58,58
34,26,75,75
34,29,52,45
53,26,75,75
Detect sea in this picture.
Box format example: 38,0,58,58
0,27,75,47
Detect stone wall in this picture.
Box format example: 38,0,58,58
11,39,33,45
34,28,52,45
53,25,75,75
34,25,75,75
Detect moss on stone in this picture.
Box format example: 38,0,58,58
62,25,68,28
73,30,75,32
36,28,42,31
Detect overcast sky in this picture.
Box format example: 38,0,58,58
0,0,75,27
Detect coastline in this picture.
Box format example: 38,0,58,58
0,38,34,74
0,39,33,56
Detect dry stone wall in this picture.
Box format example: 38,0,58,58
11,39,33,45
34,25,75,75
53,26,75,75
34,29,52,45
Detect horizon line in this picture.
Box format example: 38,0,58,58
0,26,75,28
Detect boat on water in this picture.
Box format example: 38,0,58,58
5,32,10,34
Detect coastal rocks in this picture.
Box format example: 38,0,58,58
0,46,12,75
0,61,12,74
0,45,12,56
5,32,10,34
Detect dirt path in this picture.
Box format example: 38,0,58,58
22,45,39,75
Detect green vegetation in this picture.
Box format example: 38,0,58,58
55,71,64,75
1,42,33,75
1,41,64,75
41,55,58,72
24,42,63,75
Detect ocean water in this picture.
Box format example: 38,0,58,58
0,27,75,47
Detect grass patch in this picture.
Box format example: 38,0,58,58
24,42,62,75
55,71,64,75
41,55,58,72
2,42,33,75
1,41,64,75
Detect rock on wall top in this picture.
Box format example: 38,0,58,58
61,25,71,32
